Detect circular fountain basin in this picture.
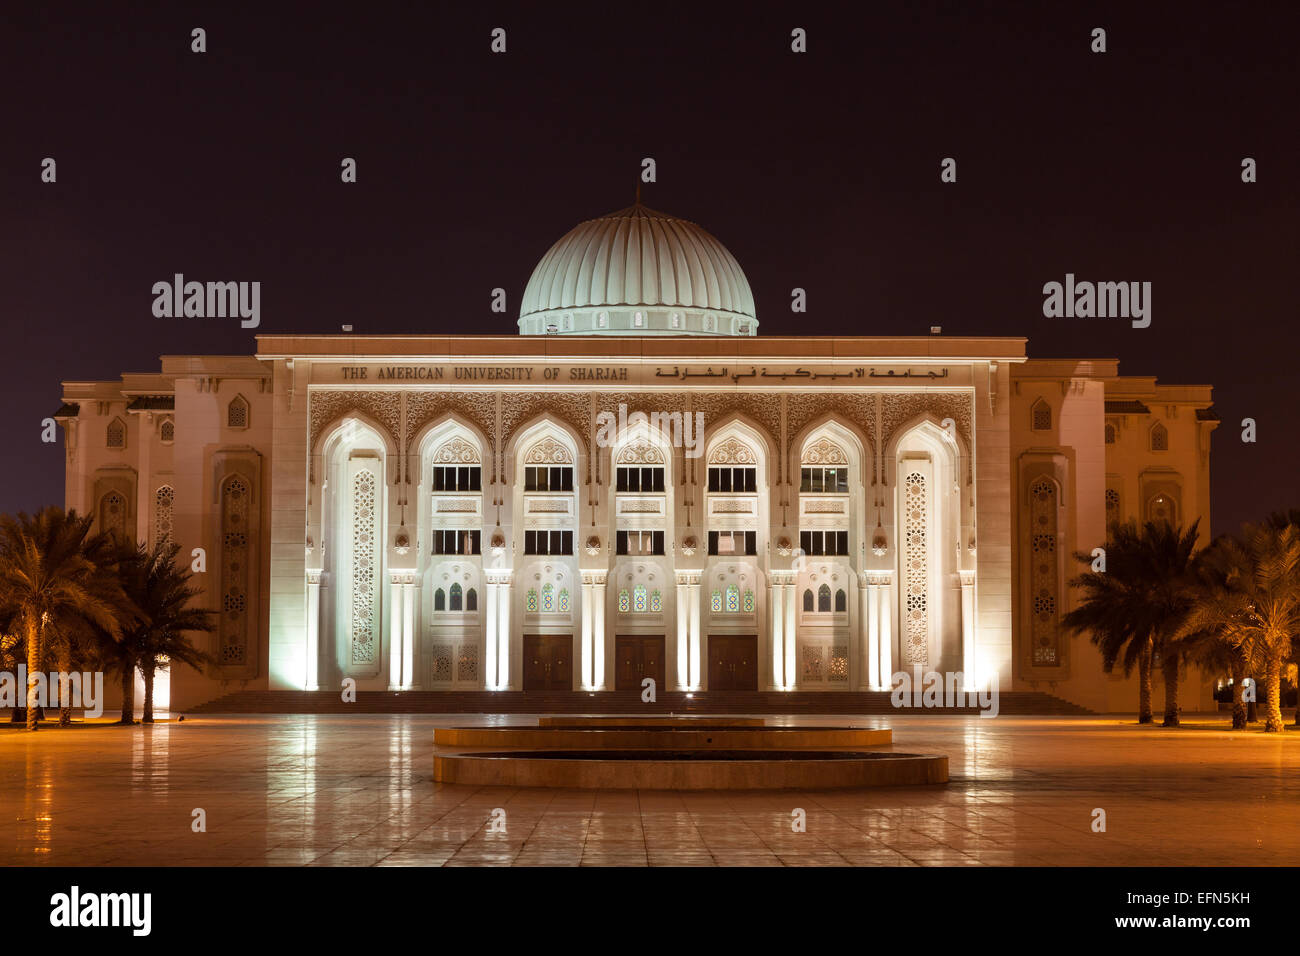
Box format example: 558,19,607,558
434,725,892,750
433,748,947,790
536,716,768,727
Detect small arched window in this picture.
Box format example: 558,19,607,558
227,395,249,429
1104,423,1116,444
434,589,445,611
835,589,847,613
449,582,462,611
106,418,126,449
726,585,740,613
160,419,175,443
1150,422,1168,451
466,587,477,612
818,584,832,613
803,589,814,612
541,583,554,612
1031,398,1051,431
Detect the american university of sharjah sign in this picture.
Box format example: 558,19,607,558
325,363,963,387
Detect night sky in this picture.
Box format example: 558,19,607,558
3,1,1296,536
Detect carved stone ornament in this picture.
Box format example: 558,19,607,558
523,436,573,465
585,535,602,556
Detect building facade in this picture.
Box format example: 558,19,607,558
54,202,1219,712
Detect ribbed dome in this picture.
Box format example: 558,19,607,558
518,202,757,336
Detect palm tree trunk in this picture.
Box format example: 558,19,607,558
25,618,42,732
57,648,72,727
1161,652,1179,727
1137,646,1154,723
118,666,134,724
1264,653,1284,732
142,664,154,724
1231,658,1247,730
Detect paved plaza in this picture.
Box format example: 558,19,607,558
1,714,1295,866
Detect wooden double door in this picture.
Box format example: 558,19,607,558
615,635,665,691
708,635,758,691
523,635,572,691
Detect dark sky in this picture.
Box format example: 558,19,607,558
3,0,1296,536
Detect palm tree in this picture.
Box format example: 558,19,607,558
130,541,213,723
1266,510,1300,724
1177,523,1300,732
0,509,130,731
1061,519,1201,725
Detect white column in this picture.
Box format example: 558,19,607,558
676,579,690,690
688,581,701,689
879,574,893,684
388,577,404,690
862,577,877,690
485,579,499,690
592,576,607,690
402,576,417,689
960,570,976,691
305,571,322,691
496,577,511,690
769,583,785,689
782,582,796,689
581,579,595,690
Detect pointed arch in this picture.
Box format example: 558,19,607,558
227,393,250,430
1030,397,1051,431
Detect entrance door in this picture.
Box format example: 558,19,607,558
708,635,758,691
523,635,572,691
615,635,666,692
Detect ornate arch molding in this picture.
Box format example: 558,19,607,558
309,391,401,482
880,392,973,453
407,393,497,479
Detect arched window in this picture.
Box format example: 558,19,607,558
1148,494,1177,526
1029,477,1061,666
434,589,445,611
466,587,477,612
725,585,739,612
634,585,647,612
558,588,569,613
154,485,174,549
1031,398,1051,431
835,589,847,613
227,395,249,429
100,491,127,540
649,590,662,613
619,589,631,613
1105,488,1121,527
742,590,754,613
1150,423,1168,451
541,583,554,612
711,590,723,613
1104,423,1116,444
160,419,175,443
818,584,831,612
803,589,814,612
220,475,252,666
526,589,538,613
449,582,463,611
106,418,126,449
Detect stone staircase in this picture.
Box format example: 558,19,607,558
184,689,1093,716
